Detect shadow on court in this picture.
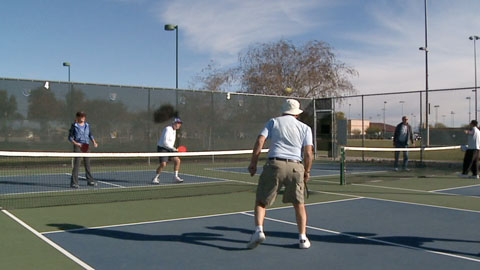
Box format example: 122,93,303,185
46,223,480,258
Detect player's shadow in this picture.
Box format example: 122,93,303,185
207,226,480,258
47,223,249,251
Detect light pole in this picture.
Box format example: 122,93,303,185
164,24,179,89
383,101,387,138
434,105,439,126
419,0,429,146
451,111,455,127
165,24,179,112
466,97,472,123
348,103,351,119
63,62,72,114
62,62,71,82
411,113,417,131
442,114,446,124
469,35,479,121
399,100,405,116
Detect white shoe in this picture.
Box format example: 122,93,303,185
471,175,479,179
152,176,159,184
173,176,184,183
299,238,311,249
394,168,399,172
458,173,469,178
246,231,266,249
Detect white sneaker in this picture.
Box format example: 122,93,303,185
471,175,479,179
246,230,266,249
299,238,311,249
152,176,160,184
173,176,184,183
394,168,399,172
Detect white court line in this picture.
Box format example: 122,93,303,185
350,183,480,199
432,183,480,192
42,197,362,234
308,188,480,214
240,212,480,264
2,210,95,270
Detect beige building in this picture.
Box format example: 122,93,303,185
348,119,370,135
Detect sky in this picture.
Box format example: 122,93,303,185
1,0,480,125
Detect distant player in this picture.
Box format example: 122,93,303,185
152,118,184,184
68,111,98,188
459,120,480,179
393,116,414,171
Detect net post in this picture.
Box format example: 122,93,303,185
340,146,346,185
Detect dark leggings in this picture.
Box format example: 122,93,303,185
462,149,479,176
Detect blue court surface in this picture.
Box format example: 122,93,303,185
434,185,480,197
0,171,224,195
43,198,480,270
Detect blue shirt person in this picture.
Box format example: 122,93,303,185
68,111,98,188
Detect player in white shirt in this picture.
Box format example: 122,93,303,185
460,120,480,179
152,118,184,184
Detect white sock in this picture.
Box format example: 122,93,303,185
255,225,263,232
175,171,179,177
299,234,307,240
155,174,160,178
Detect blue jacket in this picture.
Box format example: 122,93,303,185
68,122,95,144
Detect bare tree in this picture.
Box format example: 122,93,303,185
191,40,357,97
188,60,237,92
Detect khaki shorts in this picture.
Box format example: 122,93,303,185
256,159,305,206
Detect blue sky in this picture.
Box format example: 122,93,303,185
1,0,480,96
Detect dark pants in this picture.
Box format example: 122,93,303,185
462,149,479,176
394,143,409,169
71,145,94,185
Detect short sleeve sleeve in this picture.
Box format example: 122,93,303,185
303,126,313,146
260,119,274,138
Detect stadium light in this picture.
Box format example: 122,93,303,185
164,24,178,89
469,35,479,121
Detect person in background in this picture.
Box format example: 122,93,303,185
459,120,480,179
247,99,314,250
68,111,98,188
152,118,184,184
393,116,414,171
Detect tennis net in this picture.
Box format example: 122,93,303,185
0,149,268,209
339,145,462,185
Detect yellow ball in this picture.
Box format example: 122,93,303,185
284,87,293,94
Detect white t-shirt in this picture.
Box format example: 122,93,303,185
260,115,313,161
157,125,176,150
467,126,480,150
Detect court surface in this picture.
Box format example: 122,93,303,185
1,161,480,270
40,197,480,270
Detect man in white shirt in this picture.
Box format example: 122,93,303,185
460,120,480,179
247,99,314,250
152,118,184,184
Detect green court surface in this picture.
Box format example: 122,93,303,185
1,159,479,269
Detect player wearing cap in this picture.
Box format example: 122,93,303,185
152,118,184,184
247,99,314,249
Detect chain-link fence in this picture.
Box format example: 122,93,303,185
0,78,314,152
